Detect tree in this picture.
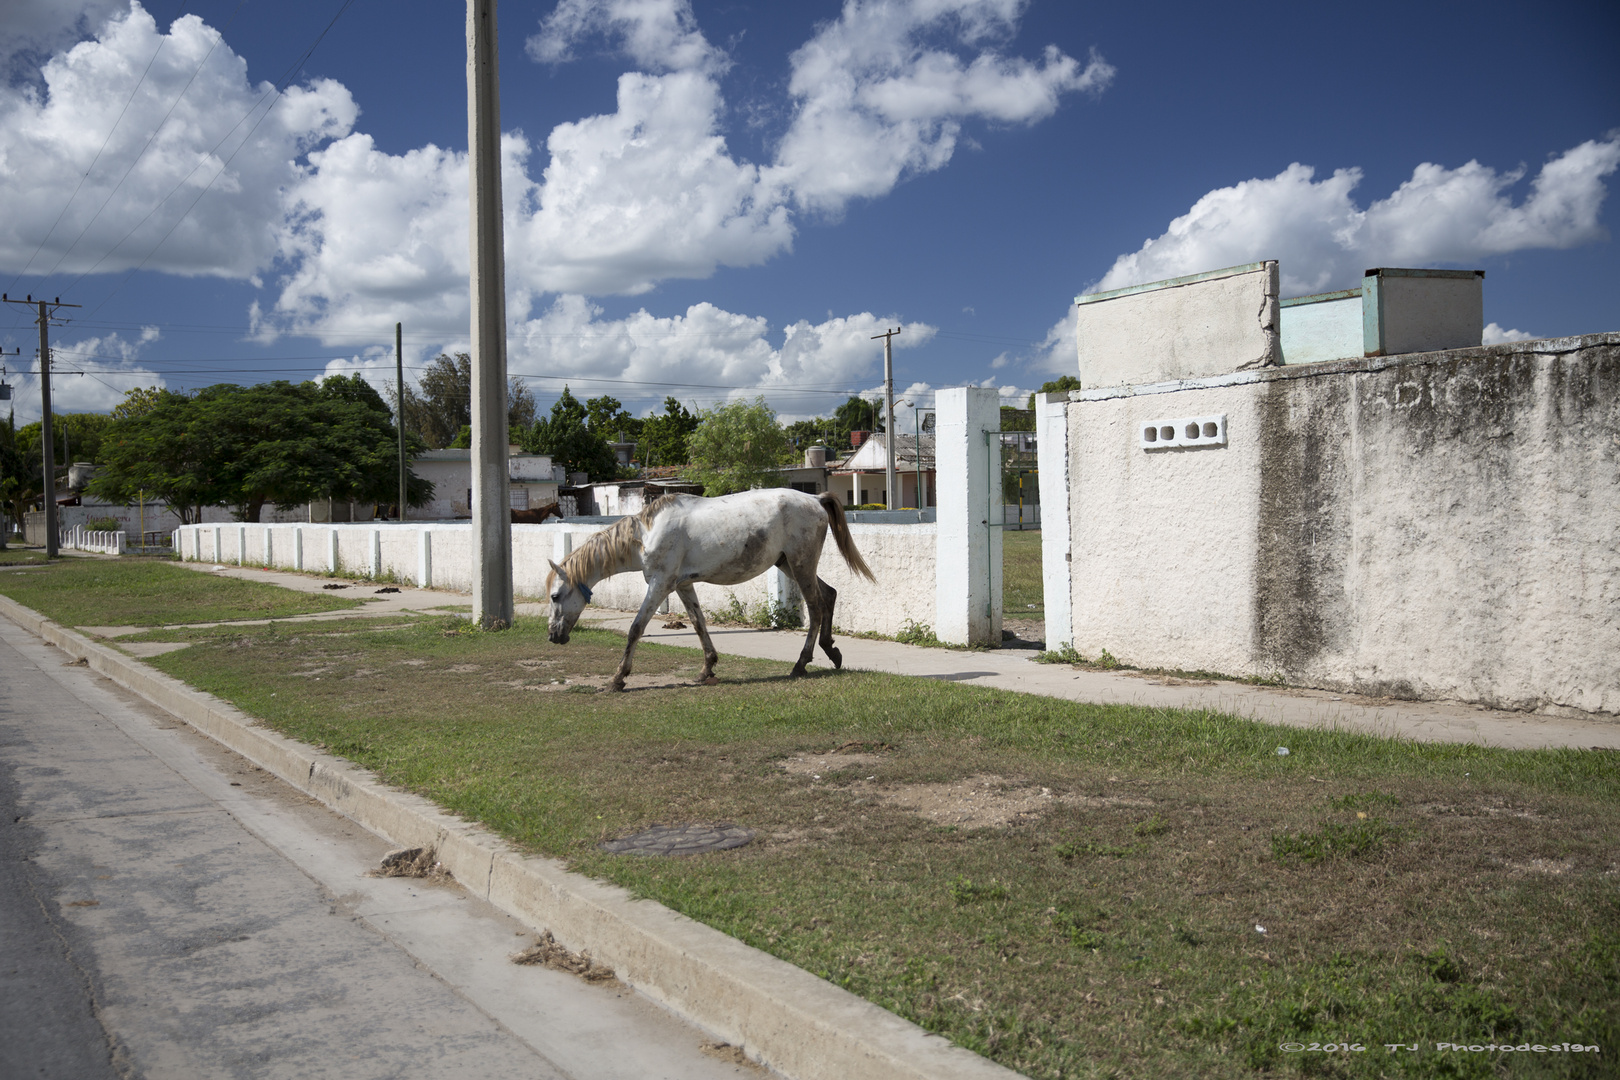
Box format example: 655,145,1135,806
520,386,618,481
92,380,432,523
584,394,641,442
638,397,699,467
1025,375,1081,409
391,353,536,449
686,397,792,496
832,395,883,445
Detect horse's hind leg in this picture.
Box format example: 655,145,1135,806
611,581,672,692
817,578,842,669
782,558,828,677
675,583,719,682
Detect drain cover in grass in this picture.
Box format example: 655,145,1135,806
599,823,753,857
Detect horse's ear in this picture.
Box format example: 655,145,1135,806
547,558,566,581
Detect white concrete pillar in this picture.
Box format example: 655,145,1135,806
369,529,381,578
933,386,1002,646
553,531,573,564
113,531,125,556
328,528,339,573
212,526,221,563
418,529,433,588
193,528,202,561
263,527,273,568
767,565,803,622
172,529,181,557
1035,391,1074,650
294,528,304,571
238,526,247,566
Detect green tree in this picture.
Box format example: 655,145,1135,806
584,394,641,443
1025,375,1082,409
686,397,792,496
92,380,432,523
832,395,883,446
638,397,699,467
521,386,618,481
391,353,536,449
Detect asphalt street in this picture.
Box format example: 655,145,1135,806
0,617,761,1080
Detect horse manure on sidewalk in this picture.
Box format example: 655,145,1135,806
510,930,619,984
369,846,454,883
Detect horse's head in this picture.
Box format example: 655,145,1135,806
546,559,590,644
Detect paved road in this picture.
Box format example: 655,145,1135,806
0,618,759,1080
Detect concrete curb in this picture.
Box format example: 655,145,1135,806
0,595,1019,1080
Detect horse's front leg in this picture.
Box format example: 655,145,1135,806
675,583,720,682
611,581,672,691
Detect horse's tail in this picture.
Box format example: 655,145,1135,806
819,492,876,581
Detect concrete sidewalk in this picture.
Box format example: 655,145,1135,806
579,613,1620,751
165,561,1617,750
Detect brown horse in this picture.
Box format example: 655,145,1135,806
511,501,565,525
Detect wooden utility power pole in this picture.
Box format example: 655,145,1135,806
394,322,406,521
467,0,513,629
3,293,79,557
871,326,901,510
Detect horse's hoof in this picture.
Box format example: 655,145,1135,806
829,647,843,670
791,664,808,678
608,680,626,693
700,675,720,686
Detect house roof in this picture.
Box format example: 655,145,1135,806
828,433,934,473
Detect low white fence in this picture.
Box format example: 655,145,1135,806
173,518,941,640
171,387,1009,645
62,525,127,555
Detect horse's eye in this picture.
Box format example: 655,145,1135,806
550,593,561,602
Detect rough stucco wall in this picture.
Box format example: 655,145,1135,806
1067,386,1262,675
1077,263,1280,389
1376,275,1483,355
1066,336,1619,715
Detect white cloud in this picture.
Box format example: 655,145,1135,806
1097,136,1620,296
526,0,724,74
5,327,164,423
766,2,1113,214
0,3,356,281
1482,322,1535,345
322,294,938,421
0,0,125,77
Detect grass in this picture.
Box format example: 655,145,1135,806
117,608,1620,1080
0,555,363,626
1002,528,1043,618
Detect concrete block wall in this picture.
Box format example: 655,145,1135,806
1042,333,1620,716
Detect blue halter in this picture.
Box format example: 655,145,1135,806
576,581,593,604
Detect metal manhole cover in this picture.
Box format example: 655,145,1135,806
598,823,754,857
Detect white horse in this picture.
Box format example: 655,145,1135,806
545,489,875,691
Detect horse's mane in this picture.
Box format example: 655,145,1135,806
550,493,680,590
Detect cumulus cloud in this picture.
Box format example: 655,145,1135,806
0,0,125,79
1097,136,1620,296
0,3,356,281
6,327,164,423
260,0,1106,339
321,295,938,420
767,1,1114,214
1482,322,1535,345
526,0,724,74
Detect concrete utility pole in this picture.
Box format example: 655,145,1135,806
467,0,512,629
395,322,407,521
3,294,78,557
871,326,901,509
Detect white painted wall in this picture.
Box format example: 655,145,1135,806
1370,271,1483,355
1075,262,1281,389
175,518,939,640
1057,334,1620,716
1281,293,1362,364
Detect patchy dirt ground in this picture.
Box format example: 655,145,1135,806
779,749,1154,828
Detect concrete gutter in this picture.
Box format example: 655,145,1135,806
0,594,1017,1080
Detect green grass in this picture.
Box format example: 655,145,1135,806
0,557,364,626
129,612,1620,1079
1002,528,1043,617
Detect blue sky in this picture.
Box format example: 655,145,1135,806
1,0,1616,428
